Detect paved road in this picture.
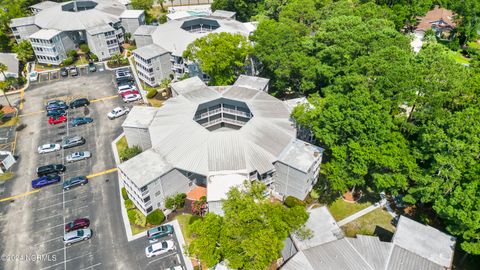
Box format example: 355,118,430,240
0,70,185,270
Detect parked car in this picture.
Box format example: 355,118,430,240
116,77,134,85
36,164,66,177
63,228,91,246
123,94,142,103
32,174,61,189
119,89,139,97
70,117,93,127
69,66,78,76
62,135,85,149
117,80,135,88
147,225,174,243
60,67,68,77
145,240,175,258
63,176,88,190
69,98,90,109
37,143,61,154
117,84,137,92
107,107,129,119
46,109,66,117
66,151,91,163
88,62,96,72
29,71,38,82
65,218,90,232
48,115,67,125
46,100,68,111
115,71,132,79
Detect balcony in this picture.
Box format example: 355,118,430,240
201,117,247,128
194,107,252,121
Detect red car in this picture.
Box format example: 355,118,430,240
65,218,90,232
48,115,67,125
119,89,139,97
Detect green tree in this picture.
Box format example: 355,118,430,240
79,44,90,54
120,145,142,161
183,32,252,85
188,181,308,269
211,0,264,22
12,40,33,63
130,0,154,10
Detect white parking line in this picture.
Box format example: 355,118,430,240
79,262,102,270
146,252,177,265
34,236,63,246
40,252,92,270
64,204,90,214
35,195,89,211
35,213,62,222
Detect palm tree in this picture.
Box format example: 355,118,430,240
0,63,13,107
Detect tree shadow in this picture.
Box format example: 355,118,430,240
374,226,394,242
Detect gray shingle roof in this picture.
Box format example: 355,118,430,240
277,139,323,173
133,44,169,60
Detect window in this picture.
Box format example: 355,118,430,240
11,27,17,31
15,35,20,40
140,186,148,193
155,191,161,197
146,206,153,213
144,196,150,203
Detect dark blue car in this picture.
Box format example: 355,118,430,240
32,174,61,189
46,100,68,111
46,109,66,117
63,176,88,190
70,117,93,127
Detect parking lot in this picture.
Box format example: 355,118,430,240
0,68,185,270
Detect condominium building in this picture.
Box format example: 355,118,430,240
133,12,256,86
117,76,323,215
133,44,173,87
10,0,144,64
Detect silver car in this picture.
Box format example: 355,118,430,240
63,228,91,246
66,151,91,163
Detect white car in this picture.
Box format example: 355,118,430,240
123,94,142,103
145,240,175,258
66,151,91,163
37,143,61,154
29,71,38,82
117,84,137,92
107,107,130,119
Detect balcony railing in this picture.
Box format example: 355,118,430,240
201,117,246,128
194,107,252,121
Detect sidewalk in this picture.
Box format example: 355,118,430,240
337,198,386,226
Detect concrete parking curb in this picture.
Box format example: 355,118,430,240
127,56,148,104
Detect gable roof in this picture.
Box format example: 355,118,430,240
417,6,456,31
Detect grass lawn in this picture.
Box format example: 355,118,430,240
131,224,148,235
449,50,471,65
175,214,201,245
148,98,163,107
0,116,18,127
74,56,89,66
0,172,14,181
341,208,395,240
116,136,128,155
328,197,374,221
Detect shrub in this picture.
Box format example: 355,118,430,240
120,145,142,161
309,189,319,200
121,187,129,200
176,193,187,208
159,15,167,24
146,89,157,99
146,209,165,225
90,53,98,62
165,196,176,210
284,196,305,208
127,209,136,222
67,49,77,58
79,44,90,54
125,199,135,210
62,57,73,66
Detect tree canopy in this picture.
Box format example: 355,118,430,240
183,32,252,85
188,182,308,269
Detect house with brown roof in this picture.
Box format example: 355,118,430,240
416,6,457,40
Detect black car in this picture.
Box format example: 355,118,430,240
116,77,134,85
36,164,66,177
63,176,88,190
69,98,90,109
46,100,68,111
60,67,68,77
62,135,85,149
88,62,96,72
46,109,66,117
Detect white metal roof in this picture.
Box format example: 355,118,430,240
29,29,61,40
120,9,144,19
29,1,59,10
150,15,254,56
207,174,246,202
211,10,236,19
31,0,125,31
133,44,169,59
0,53,19,76
121,76,316,188
133,25,157,36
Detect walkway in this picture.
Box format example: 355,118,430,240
337,198,386,226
